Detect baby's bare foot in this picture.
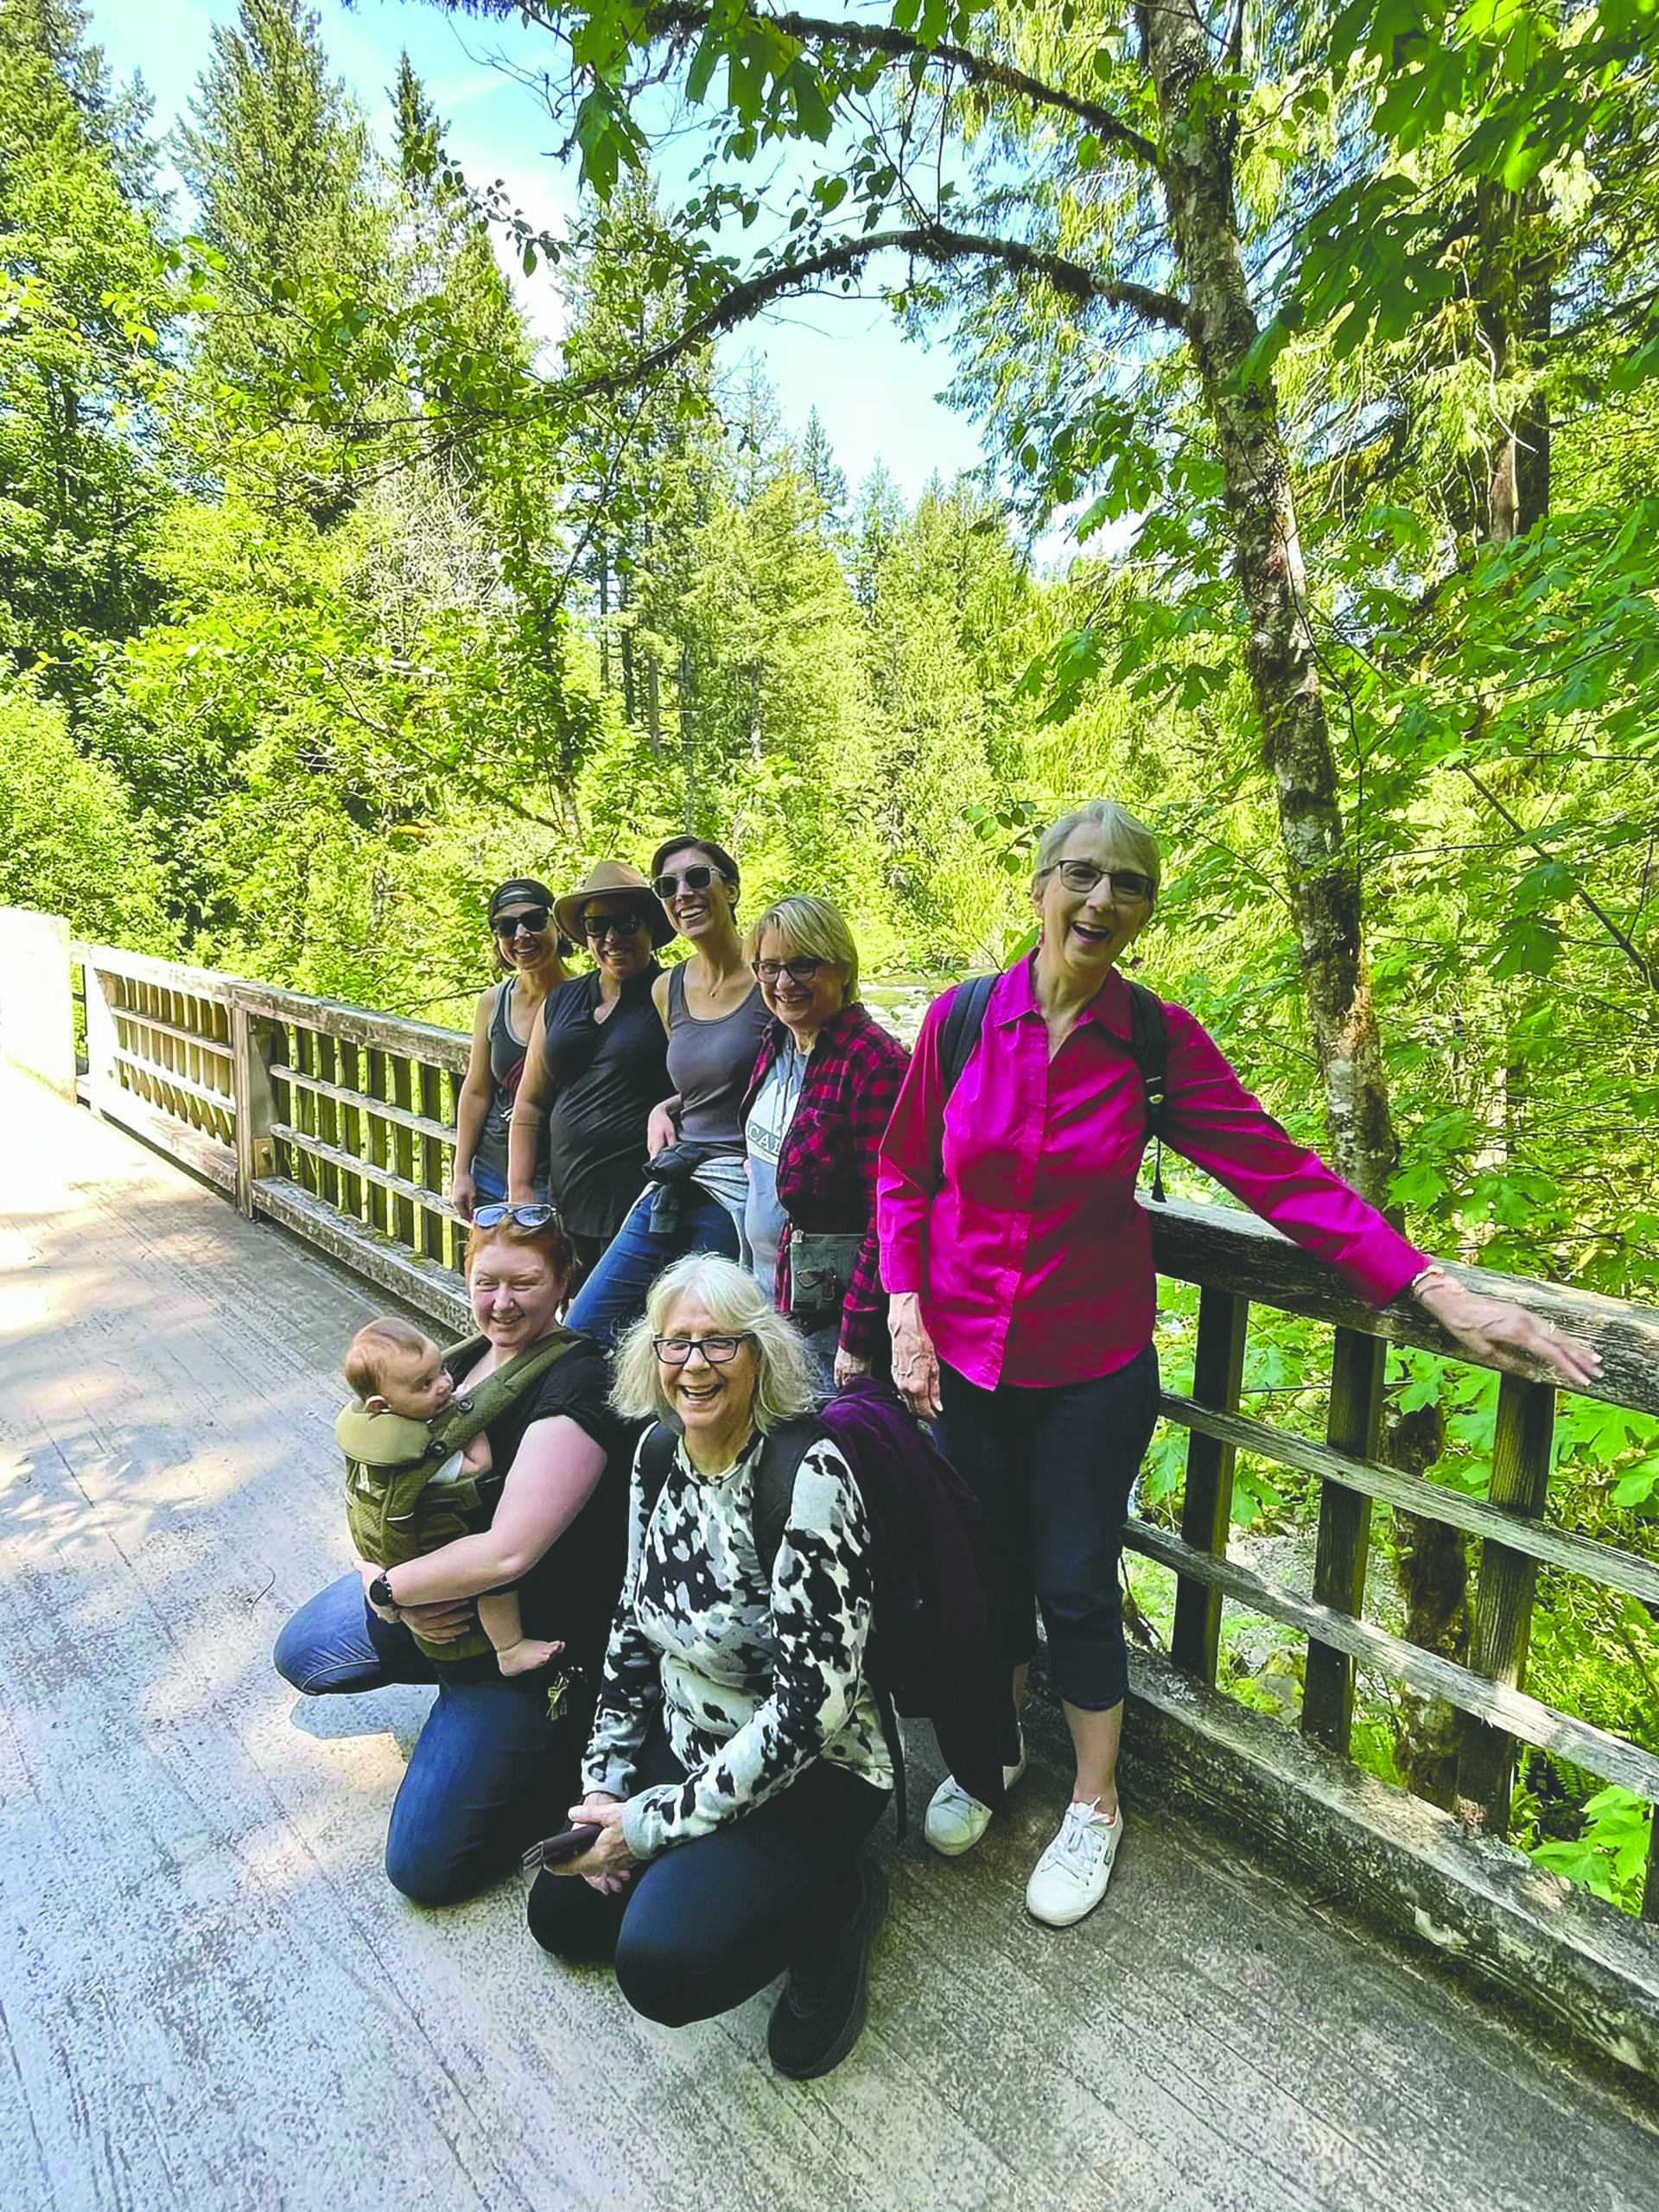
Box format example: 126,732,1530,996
495,1637,564,1679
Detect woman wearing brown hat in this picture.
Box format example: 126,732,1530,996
507,862,676,1281
449,878,573,1220
564,836,771,1344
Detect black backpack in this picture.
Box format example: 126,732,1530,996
937,969,1172,1201
636,1383,1005,1834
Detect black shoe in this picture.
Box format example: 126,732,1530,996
767,1860,889,2082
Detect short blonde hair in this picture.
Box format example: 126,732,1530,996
1035,800,1160,907
611,1253,817,1433
344,1315,431,1399
746,893,861,1001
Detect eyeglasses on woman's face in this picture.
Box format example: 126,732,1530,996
583,910,650,944
1046,861,1154,905
652,1332,753,1367
753,956,829,986
652,863,724,901
493,906,550,938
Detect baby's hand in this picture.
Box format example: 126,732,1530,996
461,1433,493,1476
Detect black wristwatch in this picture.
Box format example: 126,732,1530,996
368,1572,397,1616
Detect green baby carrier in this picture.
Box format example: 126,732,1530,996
337,1329,580,1662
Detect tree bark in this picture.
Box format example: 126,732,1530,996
1139,0,1398,1203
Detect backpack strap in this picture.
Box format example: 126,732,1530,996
938,972,999,1101
430,1330,581,1452
1125,979,1171,1204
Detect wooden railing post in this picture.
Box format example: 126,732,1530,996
82,961,120,1120
1456,1374,1555,1833
1170,1287,1249,1683
1302,1327,1388,1754
232,1000,284,1217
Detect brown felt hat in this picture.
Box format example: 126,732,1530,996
553,861,677,950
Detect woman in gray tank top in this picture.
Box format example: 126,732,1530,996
450,878,571,1215
564,836,770,1345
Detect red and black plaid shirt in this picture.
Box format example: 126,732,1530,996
741,1001,911,1358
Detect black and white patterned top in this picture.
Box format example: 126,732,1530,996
582,1425,894,1859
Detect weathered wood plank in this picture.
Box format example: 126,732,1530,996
1457,1376,1556,1833
232,979,470,1071
80,1078,238,1197
268,1128,452,1222
105,1002,235,1060
111,1045,229,1122
1148,1198,1659,1418
281,1062,454,1147
1159,1393,1659,1610
1304,1329,1386,1756
1124,1522,1659,1802
1170,1287,1248,1685
72,938,238,1004
251,1176,471,1334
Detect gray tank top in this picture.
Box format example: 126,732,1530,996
667,963,771,1149
474,979,542,1183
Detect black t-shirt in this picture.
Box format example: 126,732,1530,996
442,1333,627,1669
539,964,670,1239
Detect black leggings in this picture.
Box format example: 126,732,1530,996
936,1342,1160,1713
526,1726,889,2028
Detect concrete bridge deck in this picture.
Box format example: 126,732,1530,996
2,1065,1655,2212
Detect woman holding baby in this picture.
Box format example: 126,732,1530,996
274,1209,628,1905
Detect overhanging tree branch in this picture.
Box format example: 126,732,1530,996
553,224,1187,404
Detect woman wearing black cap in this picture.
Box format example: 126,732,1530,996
449,878,572,1219
563,835,771,1344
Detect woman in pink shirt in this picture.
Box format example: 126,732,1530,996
876,799,1600,1930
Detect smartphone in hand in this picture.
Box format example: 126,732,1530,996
521,1822,601,1873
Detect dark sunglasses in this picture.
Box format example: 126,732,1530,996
652,1332,753,1367
652,864,722,900
583,912,651,942
473,1203,560,1230
493,906,550,937
753,957,828,985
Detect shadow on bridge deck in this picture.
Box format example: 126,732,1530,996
2,1065,1654,2211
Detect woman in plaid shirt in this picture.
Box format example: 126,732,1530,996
739,896,909,1389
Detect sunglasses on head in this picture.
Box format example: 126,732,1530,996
473,1203,560,1230
493,906,550,938
652,864,722,901
583,911,650,943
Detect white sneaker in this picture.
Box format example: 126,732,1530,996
1025,1797,1123,1926
922,1734,1027,1859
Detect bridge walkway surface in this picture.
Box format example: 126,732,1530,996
1,1065,1654,2211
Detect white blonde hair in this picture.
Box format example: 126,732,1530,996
610,1252,817,1433
1035,799,1160,906
745,893,861,1001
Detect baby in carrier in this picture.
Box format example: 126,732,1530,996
335,1315,559,1676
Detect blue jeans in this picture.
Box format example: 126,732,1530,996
273,1573,586,1905
471,1156,507,1204
936,1343,1161,1713
563,1183,740,1347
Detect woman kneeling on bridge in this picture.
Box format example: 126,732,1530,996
878,798,1603,1932
527,1254,892,2081
274,1208,628,1905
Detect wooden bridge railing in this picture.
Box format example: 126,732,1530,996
14,928,1659,1926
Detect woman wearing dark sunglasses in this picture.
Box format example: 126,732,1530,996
506,862,675,1281
450,878,573,1221
563,836,771,1344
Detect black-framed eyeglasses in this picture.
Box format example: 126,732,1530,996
583,911,650,943
474,1203,560,1230
652,1332,753,1367
493,906,550,938
652,863,722,900
1046,861,1154,905
753,957,829,985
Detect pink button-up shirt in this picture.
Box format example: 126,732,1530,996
877,960,1426,1390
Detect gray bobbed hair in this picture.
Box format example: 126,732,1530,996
1035,799,1161,907
610,1252,817,1434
